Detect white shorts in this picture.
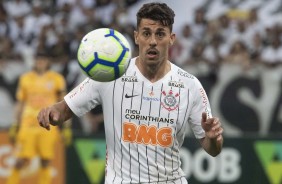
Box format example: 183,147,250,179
148,177,188,184
106,177,188,184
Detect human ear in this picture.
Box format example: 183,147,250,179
170,33,176,45
134,31,139,45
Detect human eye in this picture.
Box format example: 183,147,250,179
156,32,165,38
142,31,150,38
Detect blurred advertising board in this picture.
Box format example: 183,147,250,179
0,131,65,184
66,134,282,184
184,63,282,136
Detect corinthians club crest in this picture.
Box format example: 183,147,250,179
161,90,179,111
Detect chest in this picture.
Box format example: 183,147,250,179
23,76,56,95
106,79,192,127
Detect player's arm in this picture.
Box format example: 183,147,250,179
37,100,73,130
15,101,24,124
9,101,24,144
199,112,223,157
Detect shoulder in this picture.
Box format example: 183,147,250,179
20,71,35,81
46,71,65,79
170,63,204,91
125,57,136,72
171,63,197,82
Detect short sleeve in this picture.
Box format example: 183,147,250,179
16,76,25,102
188,78,212,139
64,78,102,117
56,74,66,92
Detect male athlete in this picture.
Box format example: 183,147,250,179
7,53,69,184
37,2,223,184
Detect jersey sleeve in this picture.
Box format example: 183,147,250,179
188,78,212,139
16,76,26,102
55,74,66,92
64,78,102,117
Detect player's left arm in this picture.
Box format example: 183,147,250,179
56,74,72,146
199,112,223,157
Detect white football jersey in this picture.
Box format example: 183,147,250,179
64,57,212,184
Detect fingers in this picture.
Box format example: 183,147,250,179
217,127,223,136
216,134,223,141
202,112,216,125
201,112,224,141
49,112,59,126
212,118,221,131
203,115,224,141
202,112,207,123
211,118,223,136
37,108,50,130
216,123,223,140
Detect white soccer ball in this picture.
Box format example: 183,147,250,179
77,28,131,82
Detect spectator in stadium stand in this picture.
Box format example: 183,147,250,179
23,1,53,48
261,36,282,67
203,34,224,66
190,8,207,42
217,14,235,45
3,0,31,19
0,4,9,38
171,24,195,67
246,8,264,37
224,40,251,70
228,20,252,47
189,41,207,64
248,32,264,64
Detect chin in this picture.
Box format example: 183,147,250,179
146,58,159,65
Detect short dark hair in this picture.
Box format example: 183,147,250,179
35,52,49,59
136,2,175,32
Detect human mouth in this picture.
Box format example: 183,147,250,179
146,49,158,59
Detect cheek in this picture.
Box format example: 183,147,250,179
137,41,146,50
160,43,170,51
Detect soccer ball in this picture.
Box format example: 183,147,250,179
77,28,131,82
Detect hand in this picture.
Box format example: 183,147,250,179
37,106,63,130
201,112,223,141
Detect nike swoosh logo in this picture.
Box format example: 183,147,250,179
125,94,139,98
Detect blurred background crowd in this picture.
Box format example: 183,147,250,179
0,0,282,134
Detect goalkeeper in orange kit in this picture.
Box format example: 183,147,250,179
7,53,72,184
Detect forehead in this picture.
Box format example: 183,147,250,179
36,57,49,62
138,18,170,32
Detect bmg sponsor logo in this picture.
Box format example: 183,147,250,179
122,122,173,147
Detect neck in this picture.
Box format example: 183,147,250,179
34,68,47,75
136,57,171,83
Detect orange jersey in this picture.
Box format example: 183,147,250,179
17,70,66,127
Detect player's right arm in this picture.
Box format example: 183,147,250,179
9,75,25,144
9,101,24,144
37,100,73,130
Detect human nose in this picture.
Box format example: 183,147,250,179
149,35,157,46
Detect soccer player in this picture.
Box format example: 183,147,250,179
37,2,223,184
7,53,68,184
